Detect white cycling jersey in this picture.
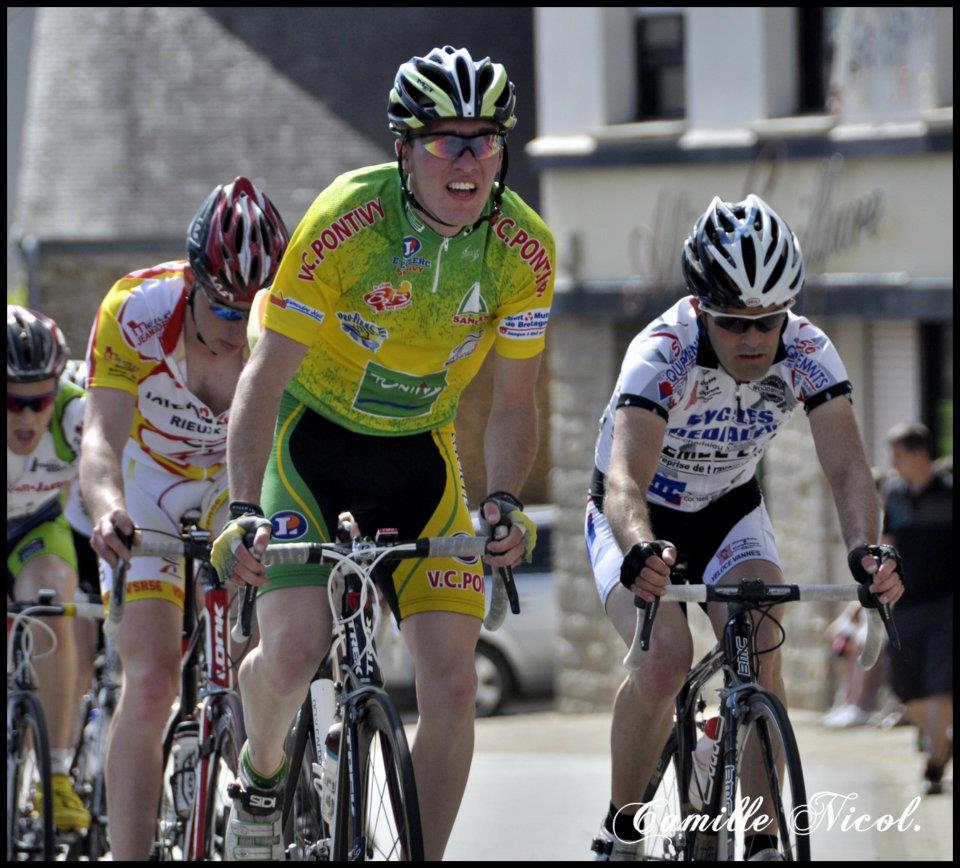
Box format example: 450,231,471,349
593,297,852,512
7,379,85,531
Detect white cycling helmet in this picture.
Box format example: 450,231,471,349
682,194,805,309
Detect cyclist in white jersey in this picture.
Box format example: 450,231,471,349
78,178,289,861
7,306,92,832
586,195,904,860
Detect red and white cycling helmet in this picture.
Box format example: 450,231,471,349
7,305,70,384
186,177,289,306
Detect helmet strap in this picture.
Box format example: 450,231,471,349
395,136,510,234
187,286,219,357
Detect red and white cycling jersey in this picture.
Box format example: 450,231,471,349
593,297,853,512
85,261,230,479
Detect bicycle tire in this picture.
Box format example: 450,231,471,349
6,693,55,862
332,691,423,861
719,690,810,861
639,730,690,861
202,693,247,860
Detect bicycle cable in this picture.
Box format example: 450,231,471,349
7,607,59,680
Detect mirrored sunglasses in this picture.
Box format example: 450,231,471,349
414,132,505,161
201,287,249,322
700,304,790,334
7,391,58,414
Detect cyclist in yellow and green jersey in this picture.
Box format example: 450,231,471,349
214,46,554,860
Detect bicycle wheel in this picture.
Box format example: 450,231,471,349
333,692,423,861
69,702,110,861
202,693,246,860
639,730,689,860
719,691,810,861
6,694,55,862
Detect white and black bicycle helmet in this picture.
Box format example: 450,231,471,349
7,305,70,383
388,45,517,134
682,194,805,308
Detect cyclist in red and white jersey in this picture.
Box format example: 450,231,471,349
79,178,288,860
586,195,904,860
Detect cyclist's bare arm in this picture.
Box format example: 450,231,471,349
80,386,137,566
809,396,903,604
604,406,674,598
483,352,541,566
225,327,308,582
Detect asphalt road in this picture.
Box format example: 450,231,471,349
439,704,952,861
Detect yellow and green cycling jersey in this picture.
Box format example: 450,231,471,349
259,162,555,436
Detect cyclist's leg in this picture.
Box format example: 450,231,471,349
605,585,692,809
101,458,196,860
586,500,693,815
400,610,482,861
237,585,332,778
10,514,92,832
105,596,182,860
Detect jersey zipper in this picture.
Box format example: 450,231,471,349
431,238,450,294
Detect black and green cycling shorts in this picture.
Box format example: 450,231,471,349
260,391,483,622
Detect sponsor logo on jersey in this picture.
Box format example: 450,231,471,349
426,569,484,592
785,345,830,395
490,216,553,298
754,375,796,411
270,510,309,540
122,314,168,349
297,197,386,280
497,309,549,340
103,345,139,373
795,336,826,356
391,236,432,276
445,333,482,367
364,281,413,314
402,236,421,258
337,311,388,352
269,294,325,324
353,362,448,419
658,380,673,400
452,283,489,326
649,473,687,506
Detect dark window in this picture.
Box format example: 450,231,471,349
635,14,685,120
797,7,840,113
920,322,954,458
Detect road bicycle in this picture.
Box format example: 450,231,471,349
613,575,897,861
108,510,249,860
223,525,516,861
7,591,105,862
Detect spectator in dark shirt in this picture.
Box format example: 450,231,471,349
882,423,953,794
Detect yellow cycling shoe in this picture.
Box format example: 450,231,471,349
36,773,91,833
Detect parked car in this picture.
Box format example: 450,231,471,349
377,504,559,716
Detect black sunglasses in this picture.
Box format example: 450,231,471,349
700,305,789,334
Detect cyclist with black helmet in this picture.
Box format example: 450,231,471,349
585,195,904,860
211,46,554,860
7,305,93,834
78,178,289,860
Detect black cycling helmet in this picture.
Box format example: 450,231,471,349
388,45,517,135
7,305,70,384
682,194,805,309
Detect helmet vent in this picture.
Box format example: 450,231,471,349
741,237,756,286
454,56,472,104
763,253,786,294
